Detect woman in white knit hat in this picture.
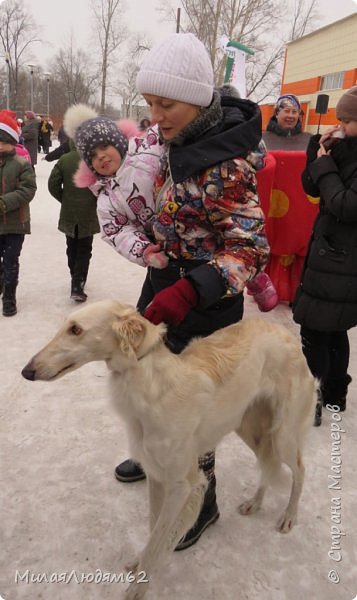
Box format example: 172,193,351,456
115,32,270,549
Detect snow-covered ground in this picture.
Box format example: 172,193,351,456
1,155,356,600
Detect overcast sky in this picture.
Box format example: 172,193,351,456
23,0,357,67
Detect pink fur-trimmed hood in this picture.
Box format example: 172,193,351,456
73,160,97,188
73,119,142,188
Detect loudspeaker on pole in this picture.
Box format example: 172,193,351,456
315,94,329,114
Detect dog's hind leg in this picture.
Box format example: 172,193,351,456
238,484,266,516
274,374,314,533
235,403,276,516
275,444,305,533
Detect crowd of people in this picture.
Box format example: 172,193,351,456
0,32,356,549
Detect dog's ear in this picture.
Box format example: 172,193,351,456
112,312,163,359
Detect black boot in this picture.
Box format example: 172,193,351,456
313,388,323,427
2,284,17,316
114,459,146,482
70,279,87,303
322,375,351,413
0,266,3,297
175,475,219,551
314,398,322,426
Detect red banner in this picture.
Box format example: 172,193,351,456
256,150,320,302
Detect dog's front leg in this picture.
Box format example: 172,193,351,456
125,479,192,600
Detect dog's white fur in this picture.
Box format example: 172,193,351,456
22,300,316,600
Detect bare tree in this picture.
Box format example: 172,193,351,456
48,39,97,118
113,33,152,118
0,0,40,110
157,0,320,102
90,0,127,113
289,0,319,40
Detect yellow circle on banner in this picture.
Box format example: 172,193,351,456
280,255,295,267
306,194,320,205
268,189,289,218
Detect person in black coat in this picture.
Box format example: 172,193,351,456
292,85,357,425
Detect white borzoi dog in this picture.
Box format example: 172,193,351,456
22,300,316,599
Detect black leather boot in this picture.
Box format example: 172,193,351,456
70,279,87,303
114,459,146,482
0,266,3,297
175,475,219,551
2,284,17,316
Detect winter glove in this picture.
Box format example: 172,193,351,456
143,244,169,269
144,278,198,326
0,197,6,214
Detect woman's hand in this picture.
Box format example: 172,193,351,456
317,142,329,158
319,125,342,149
144,278,198,325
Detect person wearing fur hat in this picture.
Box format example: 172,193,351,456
66,104,166,269
47,137,100,303
293,85,357,426
0,110,36,316
112,32,270,550
22,110,38,167
263,94,311,150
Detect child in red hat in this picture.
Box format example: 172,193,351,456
0,110,36,315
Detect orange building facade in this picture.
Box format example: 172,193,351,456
256,14,357,302
260,13,357,133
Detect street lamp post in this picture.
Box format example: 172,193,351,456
5,53,10,109
27,64,36,112
44,72,51,116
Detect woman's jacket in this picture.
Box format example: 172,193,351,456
149,90,270,307
293,134,357,331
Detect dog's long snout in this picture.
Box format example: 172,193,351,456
21,365,36,381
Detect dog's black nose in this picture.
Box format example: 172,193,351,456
21,367,36,381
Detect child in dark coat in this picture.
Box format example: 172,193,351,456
0,111,36,315
48,140,100,302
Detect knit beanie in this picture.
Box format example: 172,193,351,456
25,111,36,120
136,33,214,107
63,104,128,172
0,110,19,144
336,86,357,121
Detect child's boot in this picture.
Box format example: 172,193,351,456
3,284,17,316
246,272,279,312
71,279,87,303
